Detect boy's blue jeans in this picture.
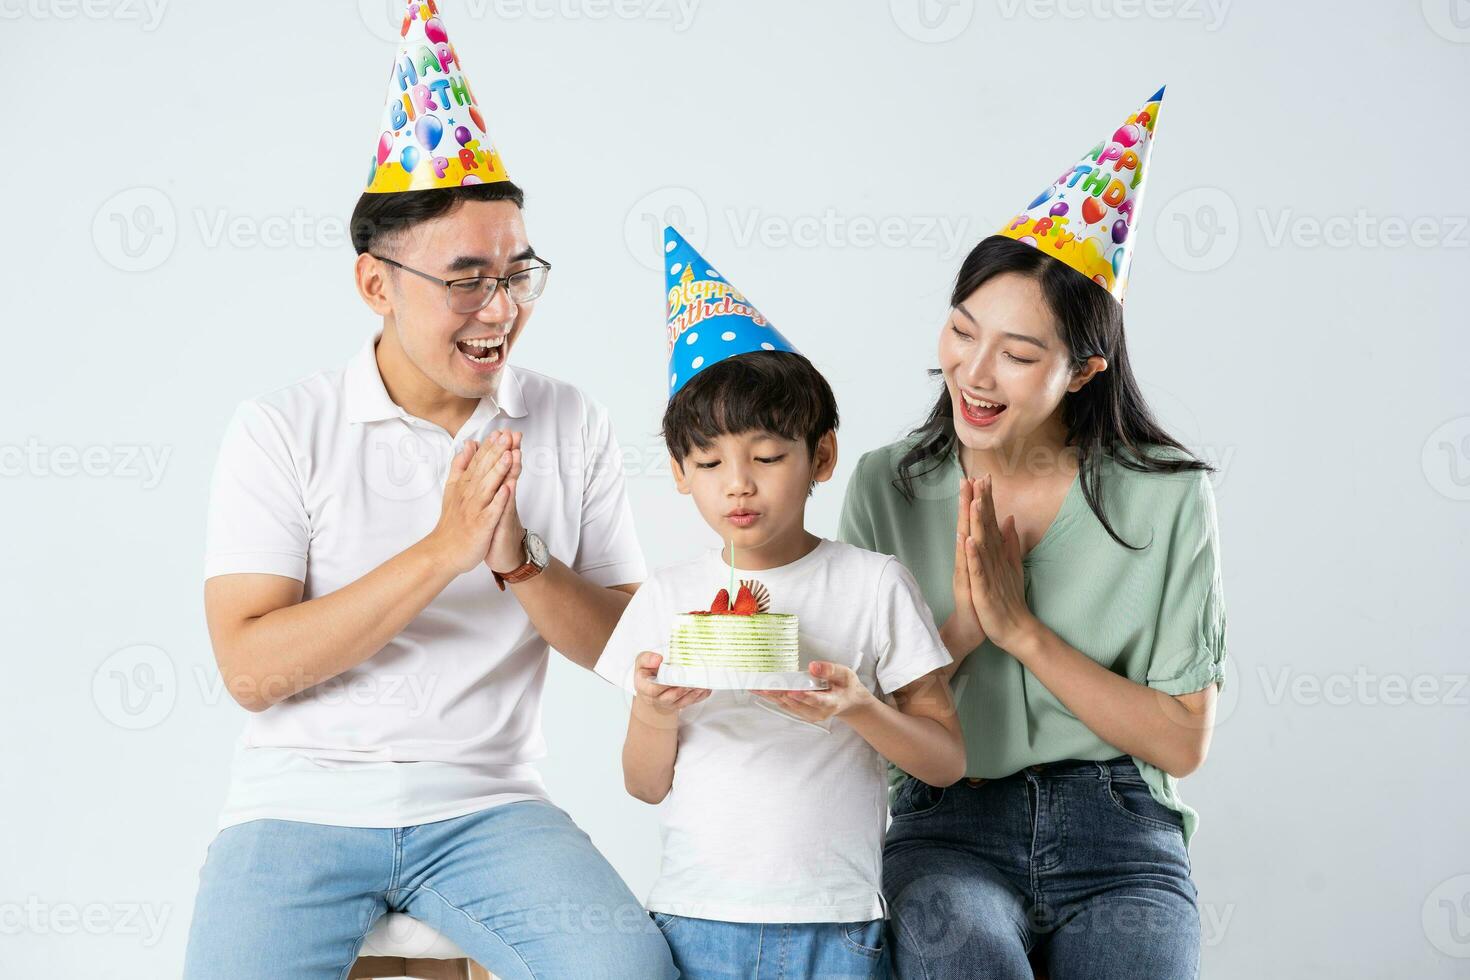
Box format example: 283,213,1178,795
182,799,676,980
650,912,889,979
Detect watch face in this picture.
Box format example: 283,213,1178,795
525,530,550,567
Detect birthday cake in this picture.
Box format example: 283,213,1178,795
668,580,799,673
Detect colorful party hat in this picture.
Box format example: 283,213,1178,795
997,86,1165,302
364,0,509,193
664,228,800,400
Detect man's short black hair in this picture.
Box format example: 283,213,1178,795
349,181,526,256
662,350,840,464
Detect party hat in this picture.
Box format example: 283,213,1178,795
664,228,800,400
997,87,1166,301
364,0,509,193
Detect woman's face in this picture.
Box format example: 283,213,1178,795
938,272,1094,460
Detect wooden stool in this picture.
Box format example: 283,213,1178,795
348,913,494,980
348,959,489,980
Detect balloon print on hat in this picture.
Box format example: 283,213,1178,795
365,0,511,193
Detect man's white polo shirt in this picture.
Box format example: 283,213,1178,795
204,329,646,830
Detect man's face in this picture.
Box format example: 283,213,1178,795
378,199,539,399
670,430,837,553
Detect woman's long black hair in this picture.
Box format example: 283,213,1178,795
895,235,1211,550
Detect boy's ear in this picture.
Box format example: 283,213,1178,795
668,455,692,494
811,431,838,485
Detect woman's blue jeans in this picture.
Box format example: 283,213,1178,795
882,757,1200,979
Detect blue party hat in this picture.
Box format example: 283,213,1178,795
664,227,799,399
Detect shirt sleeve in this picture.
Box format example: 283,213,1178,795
593,575,667,695
872,557,953,696
203,399,310,581
1145,470,1228,695
572,398,647,588
837,451,880,553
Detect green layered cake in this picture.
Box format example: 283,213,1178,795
667,579,799,672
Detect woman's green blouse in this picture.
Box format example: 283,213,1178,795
838,440,1227,844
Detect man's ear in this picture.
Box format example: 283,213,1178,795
811,431,839,485
668,455,692,494
1068,356,1108,393
355,253,395,317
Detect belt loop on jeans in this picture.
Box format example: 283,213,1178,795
1094,761,1109,781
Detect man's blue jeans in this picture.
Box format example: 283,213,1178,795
182,799,677,980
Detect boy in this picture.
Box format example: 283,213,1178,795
593,229,965,978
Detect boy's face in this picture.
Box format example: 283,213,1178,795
671,430,838,557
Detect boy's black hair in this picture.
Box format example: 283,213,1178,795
662,350,839,465
349,181,526,256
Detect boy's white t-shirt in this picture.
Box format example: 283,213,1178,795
594,538,952,924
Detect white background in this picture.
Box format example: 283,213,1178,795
3,0,1468,976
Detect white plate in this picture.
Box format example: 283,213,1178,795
655,663,830,691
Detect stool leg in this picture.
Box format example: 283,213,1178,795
348,956,406,979
469,962,493,980
402,958,474,979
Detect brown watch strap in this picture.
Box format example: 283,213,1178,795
493,560,543,591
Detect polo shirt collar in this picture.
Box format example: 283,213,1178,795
344,329,528,425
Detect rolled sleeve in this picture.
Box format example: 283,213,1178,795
572,399,647,588
203,400,310,582
1146,471,1228,696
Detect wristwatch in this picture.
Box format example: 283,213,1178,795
493,529,549,591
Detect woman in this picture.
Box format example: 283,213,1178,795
839,229,1225,977
837,90,1224,978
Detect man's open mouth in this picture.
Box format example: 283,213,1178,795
456,336,505,366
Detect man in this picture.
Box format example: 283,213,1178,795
181,5,675,978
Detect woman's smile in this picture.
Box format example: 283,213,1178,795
958,390,1008,428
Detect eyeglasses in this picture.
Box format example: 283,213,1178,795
372,254,552,313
